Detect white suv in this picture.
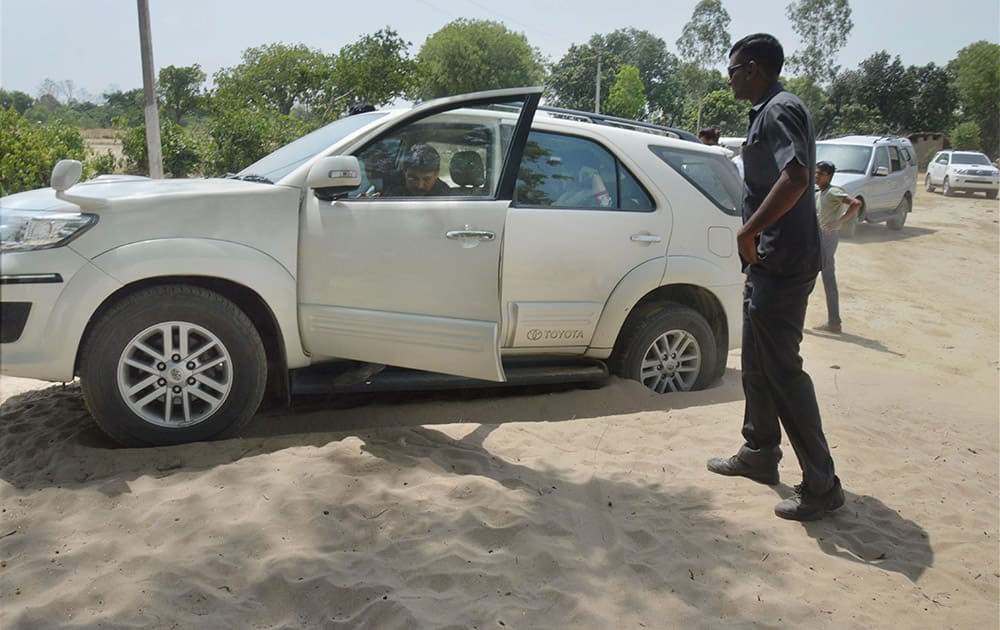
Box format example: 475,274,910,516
925,150,999,199
815,135,918,236
0,87,743,446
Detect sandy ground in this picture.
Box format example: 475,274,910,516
0,182,997,629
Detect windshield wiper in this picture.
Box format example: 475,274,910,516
229,174,274,184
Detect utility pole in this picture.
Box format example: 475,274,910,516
594,48,602,114
137,0,163,178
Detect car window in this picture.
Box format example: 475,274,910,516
936,154,949,165
815,144,872,174
514,131,653,211
900,146,914,165
648,145,741,216
873,147,890,172
351,105,520,200
888,146,902,172
952,153,991,165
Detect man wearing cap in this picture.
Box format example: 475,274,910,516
814,161,861,334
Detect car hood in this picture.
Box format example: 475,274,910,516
0,176,284,213
830,173,867,194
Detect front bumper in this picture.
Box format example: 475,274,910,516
0,247,121,381
950,174,999,192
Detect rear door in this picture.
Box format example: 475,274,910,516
499,130,669,350
298,88,541,381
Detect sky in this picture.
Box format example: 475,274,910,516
1,0,998,101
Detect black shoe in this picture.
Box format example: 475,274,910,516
774,477,845,521
706,455,780,485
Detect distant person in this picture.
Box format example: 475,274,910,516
814,160,861,334
706,33,844,521
698,127,721,145
382,143,451,197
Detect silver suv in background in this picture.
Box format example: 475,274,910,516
815,135,918,237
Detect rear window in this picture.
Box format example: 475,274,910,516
648,145,741,216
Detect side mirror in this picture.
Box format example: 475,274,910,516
873,166,889,177
51,159,83,192
307,156,362,201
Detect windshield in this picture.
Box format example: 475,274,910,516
952,153,991,165
236,112,387,182
815,144,872,174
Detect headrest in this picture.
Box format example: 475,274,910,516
451,151,485,187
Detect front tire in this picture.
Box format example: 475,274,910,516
943,177,953,197
987,190,997,199
79,285,267,447
925,174,935,192
886,195,910,230
610,303,718,393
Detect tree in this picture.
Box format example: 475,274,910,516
412,19,545,100
0,107,85,195
101,89,145,127
158,64,206,124
904,63,956,132
950,121,982,151
675,0,732,129
0,89,33,115
856,51,912,133
785,0,853,84
547,29,684,123
697,88,745,136
784,76,831,135
213,43,335,116
605,65,647,120
119,117,204,177
949,41,1000,157
333,29,415,116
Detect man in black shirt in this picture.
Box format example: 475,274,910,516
382,143,452,197
707,33,844,521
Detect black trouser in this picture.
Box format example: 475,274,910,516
737,268,836,495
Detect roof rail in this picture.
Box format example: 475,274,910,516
536,105,700,143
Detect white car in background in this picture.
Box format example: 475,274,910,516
925,150,999,199
1,87,744,447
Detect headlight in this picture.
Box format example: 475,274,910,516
0,210,97,252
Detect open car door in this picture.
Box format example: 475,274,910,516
298,87,542,381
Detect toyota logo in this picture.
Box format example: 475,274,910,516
526,329,543,341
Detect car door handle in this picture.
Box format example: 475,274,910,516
630,233,662,243
446,229,495,241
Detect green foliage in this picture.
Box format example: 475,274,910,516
334,29,416,115
785,0,853,84
696,89,745,136
605,66,647,120
119,118,204,178
950,121,982,151
546,29,683,123
0,107,85,195
84,150,119,178
214,43,335,116
828,103,885,137
855,51,912,133
413,19,545,100
675,0,731,130
949,41,1000,156
904,63,956,132
0,89,33,115
101,89,145,127
205,109,308,176
783,76,832,134
158,64,206,124
676,0,732,68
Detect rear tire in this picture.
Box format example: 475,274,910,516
886,195,910,230
924,174,935,192
79,285,267,447
610,303,719,393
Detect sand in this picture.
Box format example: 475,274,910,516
1,182,997,629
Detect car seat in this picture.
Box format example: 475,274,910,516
450,151,486,194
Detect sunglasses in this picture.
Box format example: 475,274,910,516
727,62,748,78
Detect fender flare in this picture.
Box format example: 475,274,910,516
88,238,309,368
